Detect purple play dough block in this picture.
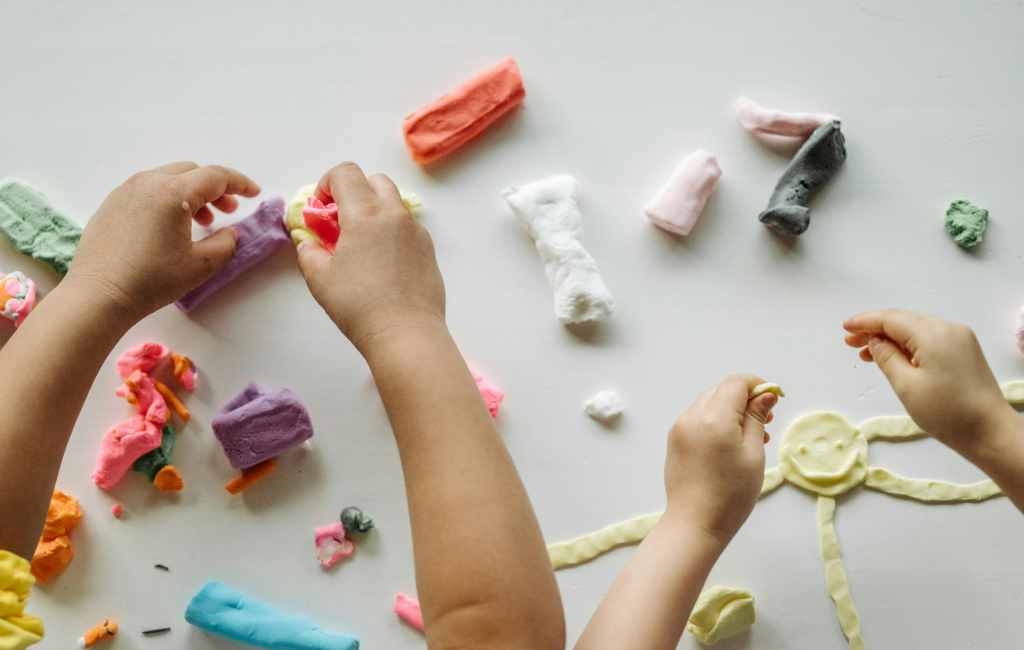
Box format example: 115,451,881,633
175,195,289,313
212,382,314,470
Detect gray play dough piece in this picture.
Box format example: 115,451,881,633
0,177,81,276
944,199,988,248
758,120,846,236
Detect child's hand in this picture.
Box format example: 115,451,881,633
844,309,1018,458
663,375,777,545
69,162,260,321
296,162,446,352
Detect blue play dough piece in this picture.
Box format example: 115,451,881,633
185,581,359,650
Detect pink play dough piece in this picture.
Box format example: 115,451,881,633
472,371,504,418
736,96,840,139
0,271,36,327
1015,307,1024,355
644,149,722,236
116,342,169,378
314,522,354,567
111,504,123,517
302,197,340,254
394,593,424,631
92,415,164,489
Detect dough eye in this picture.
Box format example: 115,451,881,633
836,441,844,449
799,445,807,454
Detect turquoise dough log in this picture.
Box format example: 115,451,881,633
0,177,81,276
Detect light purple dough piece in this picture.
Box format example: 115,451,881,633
212,382,314,469
175,195,289,313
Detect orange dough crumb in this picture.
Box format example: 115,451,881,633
226,458,277,495
154,380,190,423
402,57,525,164
80,619,118,647
31,489,82,582
153,465,184,492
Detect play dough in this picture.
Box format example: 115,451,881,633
212,382,313,469
175,194,289,313
584,389,623,422
944,199,988,248
685,586,755,645
778,412,868,496
403,57,525,164
818,496,864,650
1016,308,1024,355
93,414,164,489
394,594,424,631
116,342,169,378
749,382,784,399
286,185,319,244
185,580,359,650
226,458,277,495
758,120,846,235
171,353,198,390
314,522,354,567
0,177,81,276
644,149,721,236
133,425,176,483
0,271,36,327
472,371,504,417
340,507,375,534
78,620,117,648
30,489,81,583
736,97,839,138
503,175,615,324
302,197,340,254
548,514,662,569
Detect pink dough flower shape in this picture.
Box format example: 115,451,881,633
0,271,36,327
116,342,169,378
315,522,354,567
302,197,340,254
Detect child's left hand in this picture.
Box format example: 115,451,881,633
67,162,261,321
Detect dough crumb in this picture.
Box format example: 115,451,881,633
585,390,623,422
944,199,987,248
749,382,785,399
686,586,755,644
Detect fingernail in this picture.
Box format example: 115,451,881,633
867,335,883,355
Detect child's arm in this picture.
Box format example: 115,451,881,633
574,375,777,650
845,309,1024,513
0,163,259,558
296,163,565,650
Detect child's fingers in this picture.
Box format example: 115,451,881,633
741,392,777,446
211,194,239,214
316,162,376,215
843,309,927,355
149,161,199,175
865,335,915,390
194,205,215,227
296,239,332,287
845,331,872,348
366,173,404,205
190,226,237,281
180,165,261,211
714,374,767,412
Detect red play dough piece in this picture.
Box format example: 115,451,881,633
402,57,525,164
302,197,340,254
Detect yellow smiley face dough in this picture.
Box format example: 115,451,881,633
779,412,867,496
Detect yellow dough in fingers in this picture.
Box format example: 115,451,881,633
749,382,784,399
686,586,755,645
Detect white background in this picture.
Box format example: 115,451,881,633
2,0,1024,648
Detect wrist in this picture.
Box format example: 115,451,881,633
965,406,1024,474
59,271,143,331
655,508,730,559
352,309,449,360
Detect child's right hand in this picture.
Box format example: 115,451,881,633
663,375,778,546
844,309,1019,458
296,163,446,353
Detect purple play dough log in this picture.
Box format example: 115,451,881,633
212,382,314,470
175,195,289,313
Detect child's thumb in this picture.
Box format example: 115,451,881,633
741,393,777,446
296,238,331,286
867,335,913,387
190,226,237,283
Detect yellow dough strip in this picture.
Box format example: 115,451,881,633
859,416,924,441
1001,380,1024,404
863,467,1002,502
817,495,866,650
761,466,784,495
547,513,661,569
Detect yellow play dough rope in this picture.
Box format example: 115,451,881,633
817,495,866,650
548,513,661,569
863,467,1002,502
761,466,784,495
859,416,924,441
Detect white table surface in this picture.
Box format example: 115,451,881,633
3,0,1024,647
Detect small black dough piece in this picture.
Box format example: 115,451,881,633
142,627,171,636
758,120,846,236
154,564,170,571
340,506,375,533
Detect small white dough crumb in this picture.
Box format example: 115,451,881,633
585,390,624,422
502,175,615,324
750,382,785,399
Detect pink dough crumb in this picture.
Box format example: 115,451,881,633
111,504,123,517
394,593,424,631
315,522,354,567
472,371,504,418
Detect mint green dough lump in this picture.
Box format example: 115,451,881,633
0,177,81,276
944,199,988,248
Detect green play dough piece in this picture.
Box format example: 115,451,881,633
134,425,176,482
0,177,81,276
944,199,988,248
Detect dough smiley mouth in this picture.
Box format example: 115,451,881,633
783,446,859,483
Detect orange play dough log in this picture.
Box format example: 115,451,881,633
80,619,118,647
31,489,82,582
402,57,525,164
154,380,190,423
153,464,184,492
226,458,277,495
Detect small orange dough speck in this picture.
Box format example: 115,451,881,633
153,464,184,492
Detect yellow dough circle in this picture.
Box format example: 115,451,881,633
778,412,867,496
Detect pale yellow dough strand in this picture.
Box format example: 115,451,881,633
859,416,924,441
761,466,784,495
750,382,785,399
686,586,756,645
1001,380,1024,404
864,467,1002,502
817,495,865,650
547,513,661,569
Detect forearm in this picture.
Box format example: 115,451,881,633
966,410,1024,514
363,323,564,649
0,278,134,558
575,514,725,650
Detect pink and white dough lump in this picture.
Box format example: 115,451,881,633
314,522,354,567
644,149,722,236
735,96,840,139
0,271,36,327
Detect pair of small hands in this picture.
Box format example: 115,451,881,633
664,314,1016,548
69,161,446,355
